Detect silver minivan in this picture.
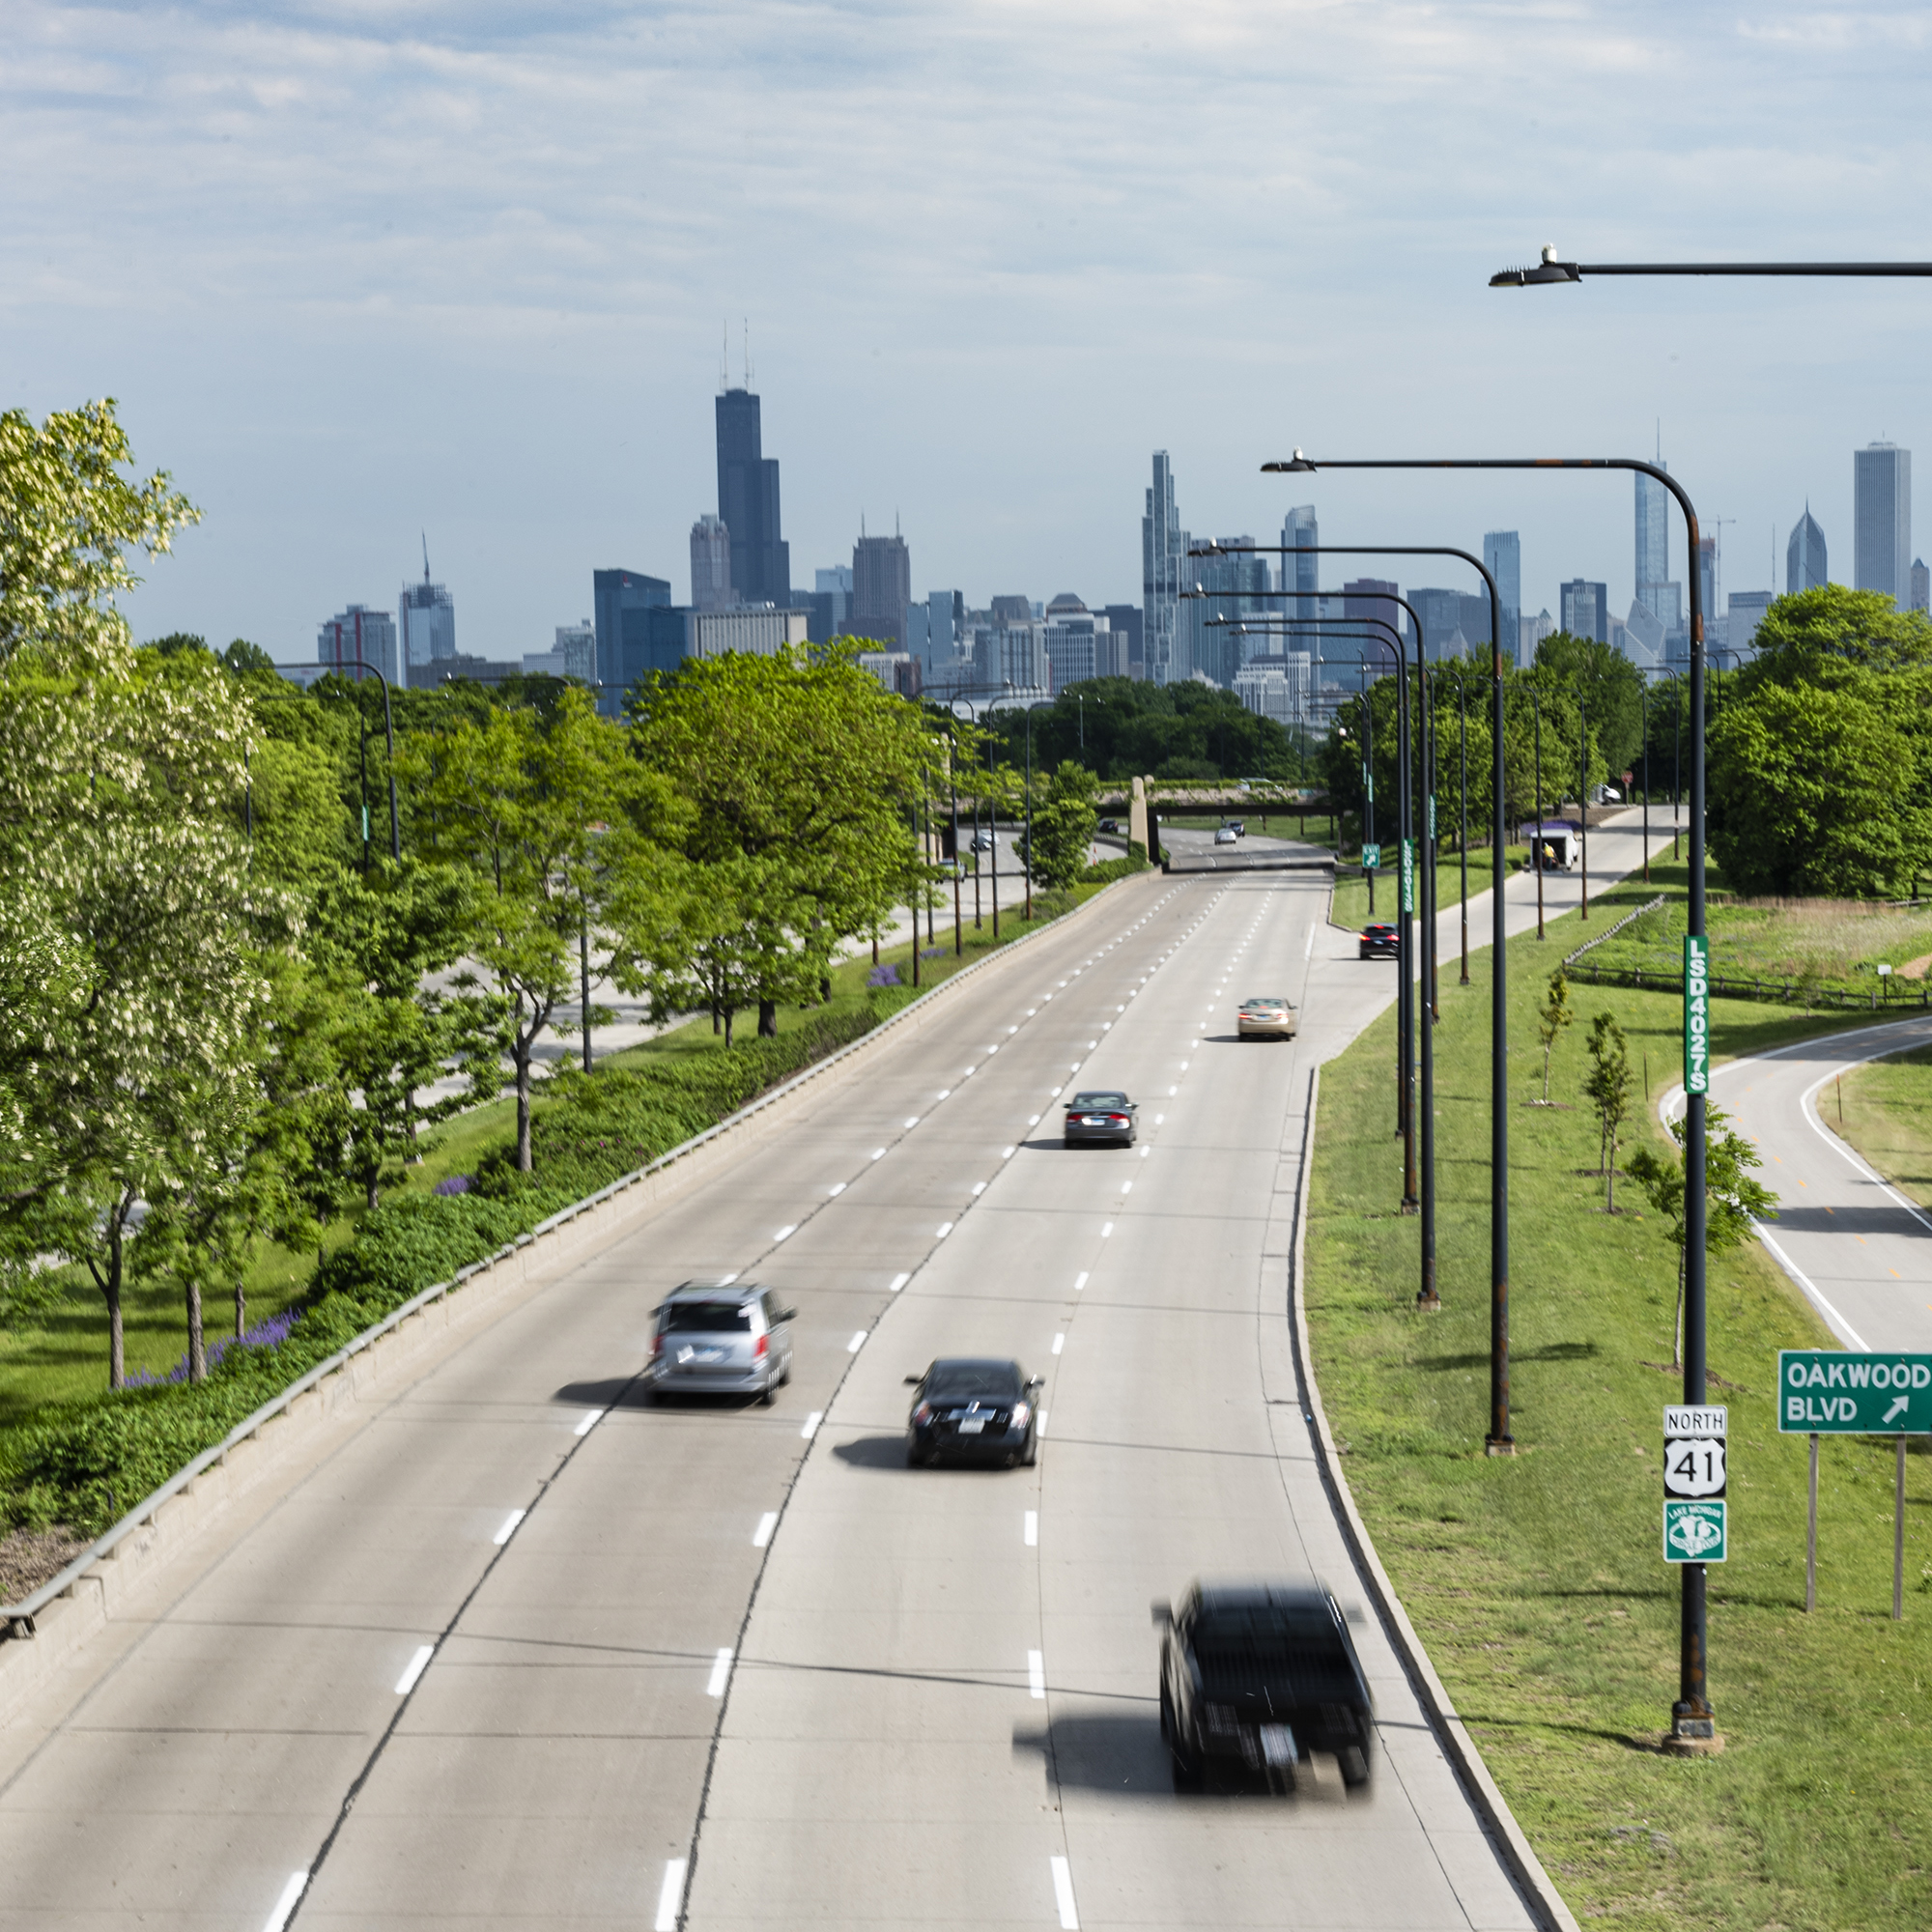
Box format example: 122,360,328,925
647,1281,795,1404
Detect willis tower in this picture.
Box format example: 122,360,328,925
716,385,791,608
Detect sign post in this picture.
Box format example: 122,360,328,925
1361,843,1381,872
1663,1406,1728,1567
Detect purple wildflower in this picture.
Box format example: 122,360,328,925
867,963,901,987
433,1175,474,1196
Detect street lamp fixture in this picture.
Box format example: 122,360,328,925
1489,243,1932,287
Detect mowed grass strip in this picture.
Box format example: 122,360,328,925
1834,1042,1932,1211
1306,909,1932,1932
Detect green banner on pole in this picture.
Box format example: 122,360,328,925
1400,838,1415,912
1684,933,1710,1094
1427,795,1436,840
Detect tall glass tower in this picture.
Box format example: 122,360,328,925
1785,506,1828,593
1281,504,1319,625
715,388,791,608
1483,530,1520,665
1142,452,1189,685
1854,442,1911,606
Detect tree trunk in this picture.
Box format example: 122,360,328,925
100,1211,126,1390
819,974,832,1004
711,1002,721,1035
1605,1137,1616,1212
723,1006,736,1046
514,1025,534,1172
366,1172,381,1210
1542,1047,1552,1102
235,1279,246,1338
758,999,778,1037
186,1277,206,1383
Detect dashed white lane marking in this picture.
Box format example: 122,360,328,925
706,1648,734,1697
753,1512,779,1548
1306,924,1316,958
573,1408,605,1437
802,1411,823,1439
847,1329,868,1350
718,1271,739,1285
394,1644,434,1695
1120,1179,1132,1194
905,1116,920,1126
263,1872,307,1932
1037,1408,1048,1435
972,1180,986,1195
654,1861,686,1932
936,1222,953,1238
871,1147,886,1160
827,1181,846,1196
1028,1650,1046,1698
1169,1085,1179,1094
493,1509,526,1546
937,1089,951,1099
1139,1146,1151,1158
774,1224,796,1242
1024,1510,1038,1547
1073,1271,1089,1291
890,1271,910,1293
1002,1145,1016,1158
1029,1114,1040,1125
1154,1115,1165,1124
1101,1222,1114,1237
1051,1856,1080,1928
1052,1333,1065,1354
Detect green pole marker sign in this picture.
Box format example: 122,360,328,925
1663,1405,1728,1564
1683,933,1710,1095
1400,838,1415,912
1778,1350,1932,1433
1361,843,1381,872
1427,795,1436,840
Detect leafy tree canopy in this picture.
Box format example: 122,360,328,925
1533,630,1646,782
1739,584,1932,695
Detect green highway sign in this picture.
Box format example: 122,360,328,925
1778,1350,1932,1433
1664,1500,1727,1564
1400,838,1415,912
1684,933,1710,1094
1361,843,1381,871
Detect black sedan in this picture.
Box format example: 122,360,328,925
1358,923,1399,959
1155,1579,1375,1792
1063,1090,1138,1147
905,1358,1041,1467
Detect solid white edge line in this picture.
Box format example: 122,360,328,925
889,1271,910,1293
573,1407,605,1437
1028,1649,1045,1697
1050,1855,1080,1929
752,1511,779,1548
1024,1509,1038,1546
492,1509,525,1546
847,1330,867,1351
1751,1221,1871,1350
801,1410,823,1438
655,1859,686,1932
705,1647,734,1696
263,1871,307,1932
394,1643,434,1695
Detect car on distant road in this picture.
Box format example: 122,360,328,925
1064,1090,1138,1146
970,832,995,853
1358,923,1399,959
1214,826,1238,846
1236,996,1298,1040
1154,1579,1374,1791
647,1282,794,1405
1098,817,1121,835
905,1357,1042,1467
1225,819,1245,837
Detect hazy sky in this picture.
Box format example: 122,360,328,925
8,2,1932,663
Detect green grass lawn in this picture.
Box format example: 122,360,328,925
1306,900,1932,1932
0,880,1119,1430
1834,1044,1932,1210
1330,842,1524,933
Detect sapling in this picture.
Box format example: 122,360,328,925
1583,1010,1633,1208
1535,963,1574,1103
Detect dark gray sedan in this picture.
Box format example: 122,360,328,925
647,1281,794,1404
905,1358,1041,1467
1063,1090,1138,1147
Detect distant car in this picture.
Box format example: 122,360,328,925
1155,1579,1374,1791
648,1281,794,1405
1359,923,1399,959
1226,819,1245,837
1214,827,1238,845
1236,996,1298,1040
905,1357,1042,1467
970,832,995,853
1064,1089,1138,1147
1097,817,1121,835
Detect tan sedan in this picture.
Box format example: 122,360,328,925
1236,995,1298,1040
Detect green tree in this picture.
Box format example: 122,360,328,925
222,638,278,675
1582,1011,1633,1209
1739,583,1932,695
1533,630,1645,785
1628,1106,1778,1367
1029,759,1100,890
1535,963,1574,1103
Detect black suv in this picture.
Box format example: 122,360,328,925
1154,1580,1374,1791
1358,923,1399,959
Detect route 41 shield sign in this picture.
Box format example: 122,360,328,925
1662,1406,1727,1564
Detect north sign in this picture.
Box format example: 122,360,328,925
1777,1350,1932,1434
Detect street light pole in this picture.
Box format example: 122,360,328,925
1531,684,1545,941
1642,683,1651,885
1579,691,1589,920
1459,672,1470,984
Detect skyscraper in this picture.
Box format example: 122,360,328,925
1483,531,1521,665
1188,540,1268,688
1281,504,1319,624
690,514,734,611
1697,532,1720,634
1786,506,1828,593
715,387,790,607
1914,559,1929,613
1634,466,1680,632
399,553,454,689
1342,581,1404,673
1559,580,1608,643
1854,442,1911,605
851,532,911,647
591,568,674,714
321,605,398,686
1143,452,1189,685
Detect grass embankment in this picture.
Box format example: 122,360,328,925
0,878,1123,1548
1834,1045,1932,1210
1331,842,1525,933
1306,901,1932,1932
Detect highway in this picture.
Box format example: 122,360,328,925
0,867,1553,1932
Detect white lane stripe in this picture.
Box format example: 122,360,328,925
1050,1855,1080,1928
1037,1407,1048,1435
935,1222,953,1238
871,1147,886,1160
655,1860,687,1932
937,1089,951,1099
573,1407,605,1437
1073,1271,1088,1291
828,1180,846,1196
1101,1222,1114,1237
1120,1179,1132,1194
774,1224,796,1242
263,1872,307,1932
1169,1085,1179,1094
1002,1145,1016,1158
905,1116,920,1126
1306,924,1315,958
753,1512,779,1548
706,1648,734,1696
394,1644,434,1695
889,1271,910,1293
972,1181,986,1195
717,1271,739,1285
1028,1649,1046,1698
801,1410,823,1438
1025,1510,1038,1546
493,1509,526,1546
1052,1333,1065,1354
847,1330,867,1351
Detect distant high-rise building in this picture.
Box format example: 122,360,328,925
1102,604,1144,678
715,387,790,607
690,514,735,611
1634,463,1682,636
1281,504,1319,624
851,531,911,647
1483,531,1521,665
1697,532,1720,634
1188,540,1268,688
1406,588,1464,659
1855,442,1912,605
399,554,454,689
1143,452,1190,685
1727,590,1774,660
1560,580,1609,643
908,589,964,672
990,595,1034,625
1342,580,1404,673
1913,558,1930,613
1520,610,1554,661
591,568,674,713
1786,505,1828,592
321,604,398,686
554,621,597,683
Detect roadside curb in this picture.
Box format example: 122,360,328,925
0,868,1165,1723
1288,1063,1582,1932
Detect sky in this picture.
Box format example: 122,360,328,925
7,1,1932,665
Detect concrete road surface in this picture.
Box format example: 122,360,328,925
2,868,1563,1931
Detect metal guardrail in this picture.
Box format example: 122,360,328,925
2,868,1145,1639
1563,895,1665,966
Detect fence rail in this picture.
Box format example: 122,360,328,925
1564,958,1932,1011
